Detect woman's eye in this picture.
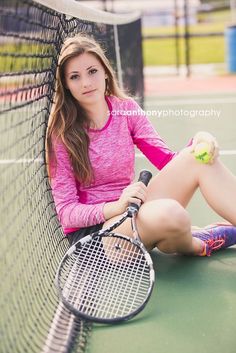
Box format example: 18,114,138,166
89,68,98,75
70,74,79,80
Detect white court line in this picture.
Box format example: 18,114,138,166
136,150,236,158
0,151,235,164
146,97,236,106
220,150,236,155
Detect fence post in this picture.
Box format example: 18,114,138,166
174,0,180,75
184,0,190,77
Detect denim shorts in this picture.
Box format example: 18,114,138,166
67,223,104,246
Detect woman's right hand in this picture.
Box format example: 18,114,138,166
116,181,147,214
103,182,148,220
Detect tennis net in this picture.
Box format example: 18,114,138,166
0,0,143,352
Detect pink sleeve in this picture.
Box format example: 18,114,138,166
50,139,106,229
126,99,176,170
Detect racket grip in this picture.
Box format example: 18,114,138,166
138,170,152,186
128,170,152,215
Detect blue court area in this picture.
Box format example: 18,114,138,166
90,91,236,353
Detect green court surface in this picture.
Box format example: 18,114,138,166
89,91,236,353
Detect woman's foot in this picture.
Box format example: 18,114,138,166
192,223,236,256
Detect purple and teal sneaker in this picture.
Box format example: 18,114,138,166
192,223,236,256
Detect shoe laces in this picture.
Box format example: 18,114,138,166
205,232,226,255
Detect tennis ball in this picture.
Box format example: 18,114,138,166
193,142,212,164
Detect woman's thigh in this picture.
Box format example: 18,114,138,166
102,198,191,251
146,148,199,208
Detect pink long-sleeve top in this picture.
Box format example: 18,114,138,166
50,95,176,234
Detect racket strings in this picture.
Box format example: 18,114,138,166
63,237,149,310
96,239,141,317
59,235,151,320
117,250,150,316
63,238,110,313
73,237,127,316
66,239,102,308
103,239,149,317
69,237,149,317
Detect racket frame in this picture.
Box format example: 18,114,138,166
56,170,155,323
56,230,155,323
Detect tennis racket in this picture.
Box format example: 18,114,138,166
55,170,155,323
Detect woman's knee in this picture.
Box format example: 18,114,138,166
138,199,191,235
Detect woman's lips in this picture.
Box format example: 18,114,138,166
82,89,96,95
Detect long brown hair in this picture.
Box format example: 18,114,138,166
46,34,127,185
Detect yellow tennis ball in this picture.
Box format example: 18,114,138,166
193,142,212,164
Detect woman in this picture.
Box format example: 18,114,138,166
47,34,236,257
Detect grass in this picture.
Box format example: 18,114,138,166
143,36,225,66
143,22,227,36
142,10,231,66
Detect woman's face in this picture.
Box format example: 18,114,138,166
64,52,107,108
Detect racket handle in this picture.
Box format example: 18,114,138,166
128,170,152,215
138,170,152,186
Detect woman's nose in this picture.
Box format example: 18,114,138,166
81,75,91,88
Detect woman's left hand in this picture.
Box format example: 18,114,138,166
191,131,219,164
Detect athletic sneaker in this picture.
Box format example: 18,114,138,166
192,223,236,256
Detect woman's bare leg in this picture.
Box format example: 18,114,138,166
103,199,203,255
103,148,236,255
147,147,236,225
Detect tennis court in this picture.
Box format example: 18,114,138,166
1,1,236,352
89,87,236,353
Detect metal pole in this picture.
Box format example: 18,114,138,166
174,0,180,75
114,24,123,90
184,0,190,77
